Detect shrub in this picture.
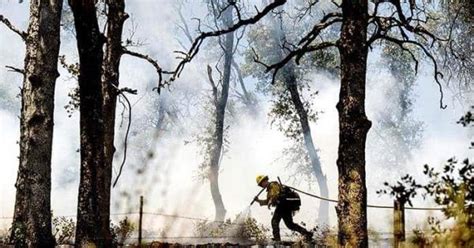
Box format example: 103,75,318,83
379,108,474,247
194,215,269,244
111,217,136,245
52,216,75,245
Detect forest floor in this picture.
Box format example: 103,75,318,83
144,240,321,247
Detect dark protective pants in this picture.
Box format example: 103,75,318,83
271,205,310,241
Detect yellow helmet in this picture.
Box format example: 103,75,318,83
256,175,268,186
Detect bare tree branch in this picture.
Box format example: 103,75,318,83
0,14,27,40
121,47,169,92
250,10,341,85
111,84,136,188
231,58,251,104
166,0,287,84
378,36,446,109
293,0,320,21
5,65,25,75
254,41,337,85
366,1,449,109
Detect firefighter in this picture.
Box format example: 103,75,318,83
253,175,312,241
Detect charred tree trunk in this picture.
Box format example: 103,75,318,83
208,1,234,222
269,11,330,225
335,0,371,247
68,0,110,246
11,1,62,247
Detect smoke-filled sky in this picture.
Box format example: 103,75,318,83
0,0,472,239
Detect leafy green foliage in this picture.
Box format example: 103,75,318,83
59,55,80,117
268,83,320,181
457,106,474,127
369,41,424,171
376,174,421,206
194,102,231,181
269,87,318,140
381,158,473,246
423,159,473,226
59,55,79,76
302,48,339,76
111,217,136,245
9,222,26,247
243,15,324,181
238,217,270,243
381,109,474,246
52,216,75,244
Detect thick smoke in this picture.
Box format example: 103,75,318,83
0,0,472,241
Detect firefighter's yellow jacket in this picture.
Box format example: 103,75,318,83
261,181,281,206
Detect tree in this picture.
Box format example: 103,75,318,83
68,0,162,245
254,2,449,246
100,2,131,245
368,42,424,174
245,5,331,225
174,1,262,222
434,0,473,94
1,1,62,246
378,108,474,246
205,0,236,221
334,3,371,246
68,0,109,246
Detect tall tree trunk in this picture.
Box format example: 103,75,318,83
68,0,110,246
10,1,62,247
101,0,127,239
103,0,127,167
285,73,330,225
209,1,234,222
336,0,371,247
269,10,330,225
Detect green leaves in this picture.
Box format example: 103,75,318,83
381,109,474,246
457,107,474,127
111,217,136,245
376,173,421,206
52,216,75,245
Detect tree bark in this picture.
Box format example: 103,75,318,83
285,73,330,225
208,1,234,222
68,0,110,246
11,0,62,247
269,10,330,225
100,1,127,242
102,0,127,169
336,0,371,247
